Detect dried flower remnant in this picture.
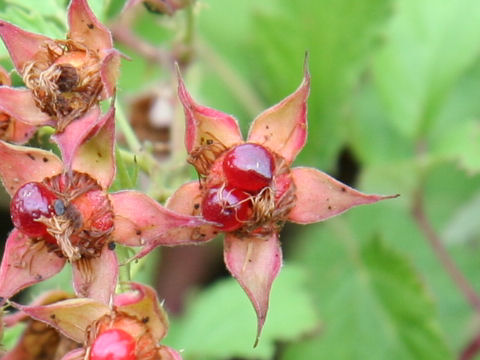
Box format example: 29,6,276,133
0,0,121,131
0,66,37,143
16,283,182,360
162,61,399,344
1,290,80,360
0,108,208,304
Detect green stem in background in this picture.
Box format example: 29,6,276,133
196,38,265,118
115,101,158,175
116,245,133,292
116,101,142,152
412,140,480,314
183,1,195,48
412,185,480,313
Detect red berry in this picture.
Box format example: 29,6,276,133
10,182,58,239
223,143,275,192
90,329,136,360
202,186,252,231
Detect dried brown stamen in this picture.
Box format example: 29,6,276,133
22,39,103,131
188,134,228,176
39,171,114,261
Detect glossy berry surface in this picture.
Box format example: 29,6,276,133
10,182,58,239
223,143,275,192
90,328,136,360
202,186,252,231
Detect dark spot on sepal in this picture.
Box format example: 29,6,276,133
108,241,116,250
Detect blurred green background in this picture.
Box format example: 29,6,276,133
2,0,480,359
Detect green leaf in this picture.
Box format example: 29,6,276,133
356,163,480,352
250,0,393,169
284,223,451,360
348,81,414,165
373,0,480,138
1,323,26,351
442,191,480,246
165,265,319,359
0,0,66,38
196,0,393,169
426,60,480,173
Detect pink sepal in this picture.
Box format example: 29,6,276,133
166,181,219,243
4,290,73,327
0,140,62,196
224,232,282,346
0,20,51,73
100,49,121,98
248,64,310,164
177,68,243,155
67,0,113,54
111,190,213,257
53,106,116,189
158,346,184,360
16,297,110,343
71,245,118,304
288,167,399,224
114,282,169,341
61,349,85,360
0,229,66,302
0,87,52,126
7,119,37,144
52,107,100,172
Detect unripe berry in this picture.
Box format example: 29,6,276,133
223,143,274,192
202,186,252,231
90,328,136,360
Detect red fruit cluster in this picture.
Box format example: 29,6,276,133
201,143,275,231
90,328,136,360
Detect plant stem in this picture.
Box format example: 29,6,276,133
111,23,173,71
196,38,265,118
460,331,480,360
412,188,480,312
115,101,141,152
116,245,132,292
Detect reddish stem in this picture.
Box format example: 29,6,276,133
460,332,480,360
412,190,480,312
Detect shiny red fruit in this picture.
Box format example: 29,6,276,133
223,143,275,192
202,186,252,231
10,182,58,239
90,329,136,360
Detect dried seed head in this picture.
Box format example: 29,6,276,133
22,40,103,131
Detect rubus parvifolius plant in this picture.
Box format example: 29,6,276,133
161,63,398,344
0,0,120,132
0,106,209,305
6,283,181,360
